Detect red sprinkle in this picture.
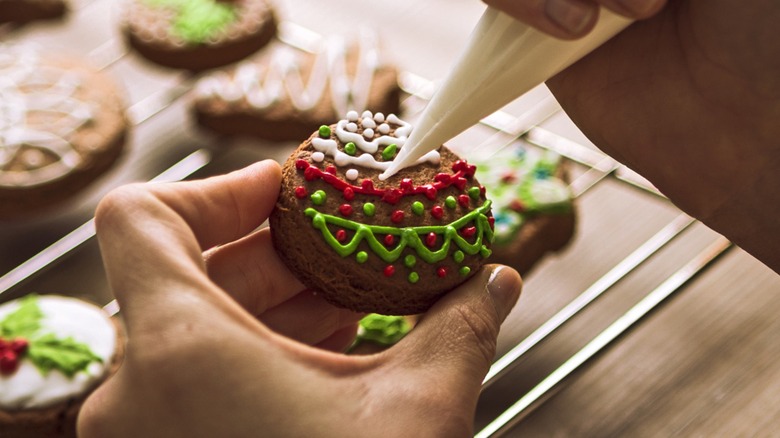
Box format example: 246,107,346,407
425,232,437,248
391,210,404,223
458,194,470,207
424,185,438,200
437,267,447,278
339,204,353,216
294,186,308,198
361,179,374,190
431,205,444,220
325,165,337,175
9,339,28,355
295,159,310,170
384,234,395,246
343,187,355,201
384,265,395,277
461,226,477,238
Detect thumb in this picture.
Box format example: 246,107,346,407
394,265,522,393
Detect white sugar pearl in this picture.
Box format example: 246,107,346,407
361,110,373,119
346,122,358,132
311,152,325,162
374,112,385,123
378,123,390,134
346,169,359,180
362,128,375,139
346,110,359,122
361,117,376,129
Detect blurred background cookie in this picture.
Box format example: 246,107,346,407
193,32,400,141
123,0,277,72
0,45,128,220
0,0,66,25
0,295,124,438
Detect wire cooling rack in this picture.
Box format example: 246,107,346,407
0,4,735,436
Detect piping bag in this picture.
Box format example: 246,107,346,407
379,7,632,181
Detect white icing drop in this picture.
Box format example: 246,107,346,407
0,296,117,410
346,122,358,133
346,110,359,122
0,45,95,187
311,151,325,162
195,29,382,118
346,169,359,180
310,114,440,171
373,112,385,123
362,128,374,139
361,110,372,119
378,123,390,135
361,117,376,129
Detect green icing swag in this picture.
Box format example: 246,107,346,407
144,0,238,44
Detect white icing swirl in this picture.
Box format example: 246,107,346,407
195,29,382,117
0,296,117,410
0,45,95,187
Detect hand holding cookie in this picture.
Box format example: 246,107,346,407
80,160,521,437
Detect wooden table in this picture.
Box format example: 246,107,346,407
1,0,778,436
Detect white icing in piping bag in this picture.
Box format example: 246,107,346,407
379,7,632,181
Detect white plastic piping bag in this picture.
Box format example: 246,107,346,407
379,7,632,181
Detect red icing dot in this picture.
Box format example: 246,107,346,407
480,185,486,196
295,159,310,170
391,210,404,223
384,234,395,246
343,187,355,201
431,205,444,220
335,229,347,242
400,178,414,192
425,232,437,248
437,267,448,278
488,216,495,229
458,194,470,207
294,186,308,198
452,160,467,172
0,351,18,375
465,164,477,177
424,185,438,200
325,165,337,175
461,226,477,238
339,204,353,216
361,179,374,190
384,265,395,277
304,166,318,181
454,177,468,190
9,339,27,355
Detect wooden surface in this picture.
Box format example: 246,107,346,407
1,0,779,436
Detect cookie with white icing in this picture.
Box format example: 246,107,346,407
0,45,128,220
123,0,276,72
473,145,575,273
0,0,66,24
0,295,123,438
270,111,493,315
192,33,400,141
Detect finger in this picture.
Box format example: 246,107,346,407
316,324,359,353
205,228,306,315
594,0,667,20
391,265,522,395
484,0,599,39
260,289,365,346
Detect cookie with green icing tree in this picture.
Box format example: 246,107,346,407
270,111,494,315
0,295,123,438
123,0,277,71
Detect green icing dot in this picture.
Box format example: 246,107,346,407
310,190,326,205
453,250,465,263
382,144,398,161
319,125,332,138
404,254,417,268
468,186,481,200
344,142,357,156
408,272,420,284
412,201,424,216
145,0,238,45
480,245,492,258
363,202,375,216
356,251,368,263
459,266,471,276
445,196,457,209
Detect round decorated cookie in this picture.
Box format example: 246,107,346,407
0,295,123,438
193,32,400,141
270,111,494,315
473,145,575,273
0,0,66,24
0,45,128,220
123,0,277,72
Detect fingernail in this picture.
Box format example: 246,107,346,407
487,266,521,322
545,0,594,35
616,0,659,16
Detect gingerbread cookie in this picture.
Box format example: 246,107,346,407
123,0,277,72
270,111,494,315
193,33,401,142
0,0,66,25
0,295,124,438
0,45,128,220
473,145,575,273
